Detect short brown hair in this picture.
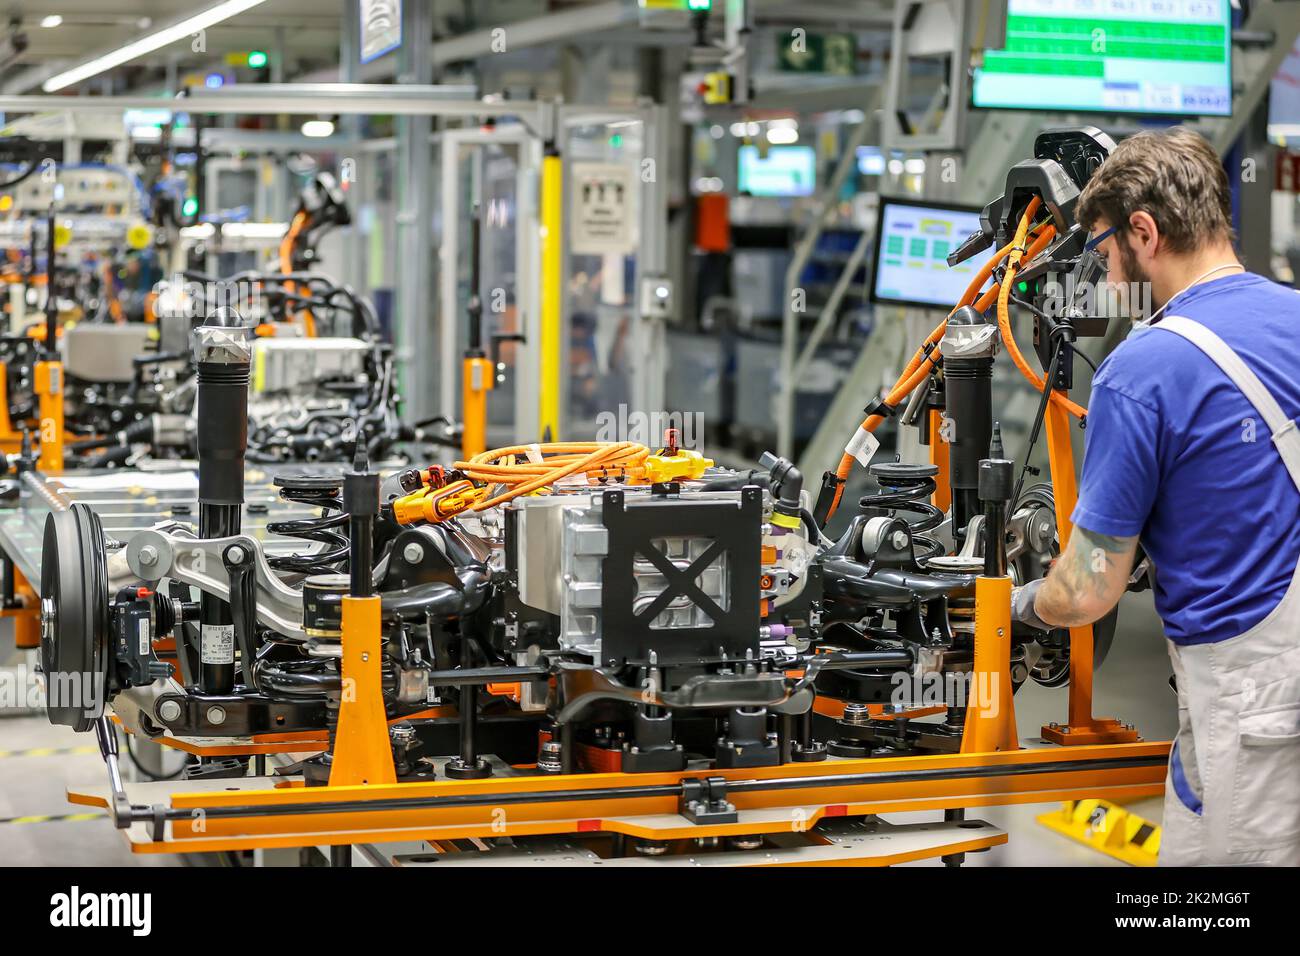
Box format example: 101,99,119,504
1076,127,1234,253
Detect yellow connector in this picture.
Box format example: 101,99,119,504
392,481,484,525
642,448,714,484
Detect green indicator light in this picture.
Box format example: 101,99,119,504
182,196,198,217
687,0,712,10
247,50,268,68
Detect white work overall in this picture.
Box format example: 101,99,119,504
1154,316,1300,866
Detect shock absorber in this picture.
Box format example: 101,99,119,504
860,460,944,561
266,475,348,574
940,305,997,548
193,307,250,695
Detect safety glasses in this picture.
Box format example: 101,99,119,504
1084,225,1117,250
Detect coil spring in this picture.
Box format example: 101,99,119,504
267,476,349,574
860,461,944,562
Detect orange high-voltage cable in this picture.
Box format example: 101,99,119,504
823,195,1085,521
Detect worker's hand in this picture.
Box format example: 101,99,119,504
1010,578,1051,631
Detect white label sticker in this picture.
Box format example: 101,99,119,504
844,426,880,467
425,687,442,705
571,162,635,256
138,619,150,657
200,624,235,665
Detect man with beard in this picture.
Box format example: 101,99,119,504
1009,127,1300,865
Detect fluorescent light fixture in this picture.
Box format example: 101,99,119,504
124,108,173,126
301,119,335,138
223,222,288,239
180,222,288,242
180,223,216,241
767,127,799,145
40,14,64,28
43,0,271,92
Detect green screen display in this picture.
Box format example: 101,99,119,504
972,0,1231,116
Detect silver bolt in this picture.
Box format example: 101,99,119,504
138,545,158,566
158,700,182,722
843,702,872,725
226,545,245,564
206,705,226,725
39,597,56,644
890,530,909,549
403,542,425,564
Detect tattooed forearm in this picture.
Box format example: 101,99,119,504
1034,525,1139,628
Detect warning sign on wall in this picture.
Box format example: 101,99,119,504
571,162,634,255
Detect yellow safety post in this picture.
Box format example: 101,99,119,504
538,148,563,441
328,595,396,787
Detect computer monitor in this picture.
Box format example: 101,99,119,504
857,146,886,176
737,145,816,197
971,0,1232,117
871,197,984,310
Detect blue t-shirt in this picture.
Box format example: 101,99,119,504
1072,272,1300,645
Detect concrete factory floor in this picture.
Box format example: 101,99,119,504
0,592,1176,868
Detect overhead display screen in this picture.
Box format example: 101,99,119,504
971,0,1232,117
871,198,984,310
737,145,816,197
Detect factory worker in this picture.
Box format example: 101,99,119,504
1011,127,1300,865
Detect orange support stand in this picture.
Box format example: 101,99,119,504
1,564,40,649
461,355,494,460
34,360,63,474
0,365,23,454
329,596,397,787
1039,398,1138,746
960,576,1019,753
927,407,951,514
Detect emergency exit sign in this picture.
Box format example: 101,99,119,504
778,32,856,76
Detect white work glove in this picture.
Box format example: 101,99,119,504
1010,578,1051,631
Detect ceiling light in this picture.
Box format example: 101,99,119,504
767,127,799,145
40,15,63,28
43,0,271,92
301,119,335,138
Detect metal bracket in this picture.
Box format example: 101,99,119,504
882,0,970,152
125,528,305,640
679,775,738,825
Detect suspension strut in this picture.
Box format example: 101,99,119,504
940,305,997,548
193,308,250,695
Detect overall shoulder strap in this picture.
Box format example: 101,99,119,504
1158,315,1300,492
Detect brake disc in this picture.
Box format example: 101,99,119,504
1011,483,1115,687
40,504,110,731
